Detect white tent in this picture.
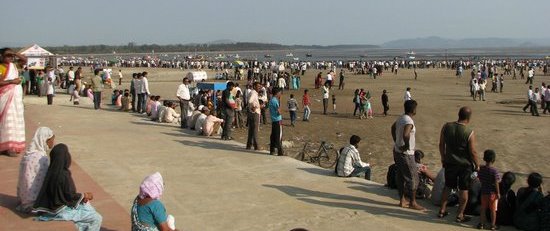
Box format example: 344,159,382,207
18,44,55,69
185,71,208,82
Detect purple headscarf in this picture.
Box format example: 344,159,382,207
139,172,164,200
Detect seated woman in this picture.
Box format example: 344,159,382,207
131,172,177,231
33,144,102,231
495,171,516,226
121,91,132,111
514,172,544,231
17,127,55,213
150,96,162,121
146,95,156,116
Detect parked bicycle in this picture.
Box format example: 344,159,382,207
299,141,340,168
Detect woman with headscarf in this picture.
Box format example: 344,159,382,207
131,172,177,231
16,127,55,212
33,144,102,231
0,48,27,156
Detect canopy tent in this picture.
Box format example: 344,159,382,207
196,82,227,109
185,71,208,82
18,44,56,70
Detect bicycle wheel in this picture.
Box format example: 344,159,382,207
318,149,339,168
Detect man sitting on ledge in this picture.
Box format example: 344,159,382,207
336,135,372,180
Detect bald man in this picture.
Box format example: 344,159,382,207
437,107,480,223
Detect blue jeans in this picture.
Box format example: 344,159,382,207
93,92,101,110
289,111,296,125
303,105,310,121
350,166,371,180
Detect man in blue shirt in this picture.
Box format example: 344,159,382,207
269,88,284,156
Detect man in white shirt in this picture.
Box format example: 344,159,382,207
118,70,123,86
391,100,425,211
326,71,333,89
403,87,412,101
336,135,371,180
543,86,550,114
246,82,262,150
163,102,181,124
522,85,534,113
176,77,191,128
322,83,330,115
526,68,535,85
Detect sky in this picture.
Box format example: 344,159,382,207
2,0,550,46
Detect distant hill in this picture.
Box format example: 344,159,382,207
382,36,550,49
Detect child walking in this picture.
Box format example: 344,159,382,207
478,150,500,230
302,89,310,121
288,94,298,126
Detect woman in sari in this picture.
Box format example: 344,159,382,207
0,48,27,156
33,144,102,231
131,172,177,231
17,127,55,213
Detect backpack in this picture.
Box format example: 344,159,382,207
386,164,398,189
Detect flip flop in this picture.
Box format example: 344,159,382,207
437,211,449,218
455,216,471,223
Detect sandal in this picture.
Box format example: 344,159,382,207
455,215,471,223
490,225,499,230
437,211,449,218
476,223,485,229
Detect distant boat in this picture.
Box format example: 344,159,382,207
264,54,272,58
407,50,416,60
214,54,226,59
234,54,240,59
306,53,312,57
285,52,294,57
359,54,368,58
293,57,299,61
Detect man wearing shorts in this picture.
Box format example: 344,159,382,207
391,100,424,210
437,106,480,222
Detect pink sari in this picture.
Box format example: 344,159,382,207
0,63,25,153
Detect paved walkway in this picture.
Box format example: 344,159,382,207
1,94,518,231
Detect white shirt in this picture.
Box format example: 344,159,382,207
336,144,369,177
140,77,150,94
67,70,75,81
528,69,534,78
326,73,333,81
164,107,180,123
322,86,329,99
247,90,261,114
527,89,534,100
394,114,416,155
176,83,190,100
195,114,207,135
404,91,412,101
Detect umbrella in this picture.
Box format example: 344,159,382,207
233,60,244,66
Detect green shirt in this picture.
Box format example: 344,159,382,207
91,75,103,92
442,122,473,166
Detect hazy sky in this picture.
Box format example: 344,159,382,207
2,0,549,46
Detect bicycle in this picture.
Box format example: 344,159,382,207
299,141,340,168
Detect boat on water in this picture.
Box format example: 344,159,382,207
264,54,272,58
285,52,294,57
407,50,416,60
293,57,299,61
214,54,226,59
359,54,368,58
306,53,312,57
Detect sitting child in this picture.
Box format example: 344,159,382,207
121,92,132,111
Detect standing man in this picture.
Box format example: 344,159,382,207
66,67,75,93
118,69,123,86
543,86,550,114
91,69,103,110
139,72,150,114
130,73,137,112
381,89,389,116
176,77,191,128
326,71,333,89
338,69,345,90
391,100,424,210
269,88,284,156
246,82,261,150
522,86,534,113
134,73,143,112
530,88,540,116
322,82,330,115
403,87,412,101
221,82,236,140
438,107,480,223
525,68,534,85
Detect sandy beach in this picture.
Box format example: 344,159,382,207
84,67,549,186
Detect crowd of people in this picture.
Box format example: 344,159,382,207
3,47,550,231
